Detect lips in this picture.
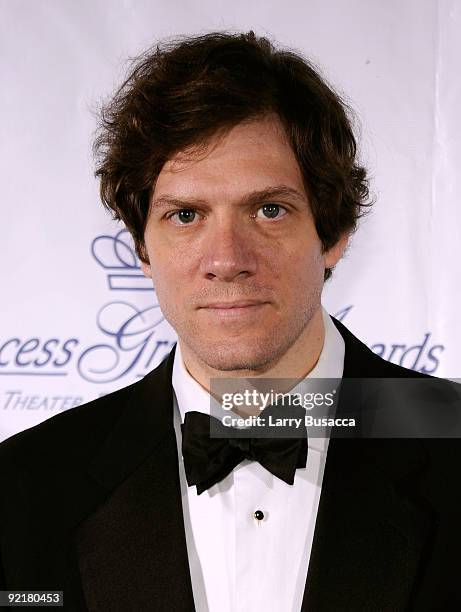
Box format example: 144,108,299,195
200,301,268,320
202,300,266,309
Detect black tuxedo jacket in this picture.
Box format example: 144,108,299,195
1,316,461,611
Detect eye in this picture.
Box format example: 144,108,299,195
166,209,198,225
255,203,288,220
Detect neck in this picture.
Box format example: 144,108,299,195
179,306,325,394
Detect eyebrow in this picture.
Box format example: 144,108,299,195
151,185,307,210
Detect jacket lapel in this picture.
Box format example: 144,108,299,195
301,317,434,610
301,438,432,610
75,345,196,612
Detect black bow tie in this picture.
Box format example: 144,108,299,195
181,410,308,495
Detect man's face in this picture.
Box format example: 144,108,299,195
142,115,347,372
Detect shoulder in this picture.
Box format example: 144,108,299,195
0,376,142,471
331,316,436,380
331,316,461,447
0,344,176,476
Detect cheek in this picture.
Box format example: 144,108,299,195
149,249,191,306
145,231,182,274
283,242,324,277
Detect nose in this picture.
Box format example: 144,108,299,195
199,216,257,282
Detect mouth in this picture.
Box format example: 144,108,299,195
203,300,266,308
199,301,269,319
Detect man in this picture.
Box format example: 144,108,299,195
1,31,460,611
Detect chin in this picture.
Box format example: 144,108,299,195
192,335,283,373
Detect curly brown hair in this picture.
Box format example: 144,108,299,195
93,31,371,280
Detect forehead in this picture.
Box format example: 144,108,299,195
152,115,307,200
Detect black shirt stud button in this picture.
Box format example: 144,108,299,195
254,509,264,521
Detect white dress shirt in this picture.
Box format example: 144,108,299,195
172,307,345,612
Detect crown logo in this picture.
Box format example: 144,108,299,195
91,228,153,291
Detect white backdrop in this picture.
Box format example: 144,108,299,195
1,0,460,442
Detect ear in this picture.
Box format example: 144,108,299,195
324,232,350,268
141,260,152,278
